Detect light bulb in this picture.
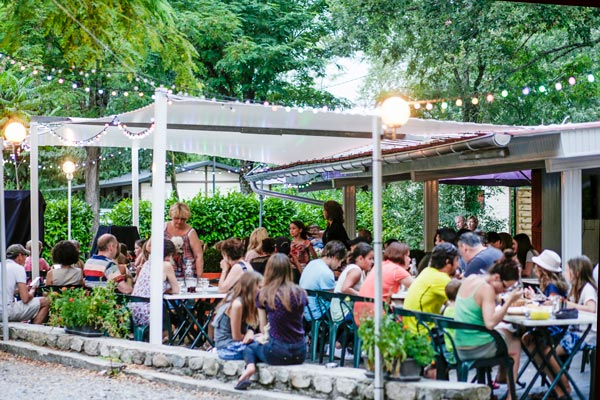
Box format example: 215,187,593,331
380,96,411,127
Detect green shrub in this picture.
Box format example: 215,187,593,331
43,198,93,259
102,198,153,239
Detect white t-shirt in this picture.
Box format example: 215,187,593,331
573,282,597,345
593,264,598,286
331,263,364,322
0,259,26,309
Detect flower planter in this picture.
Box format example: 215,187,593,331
364,358,421,382
65,325,105,337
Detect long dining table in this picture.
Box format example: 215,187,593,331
503,310,596,400
163,288,226,349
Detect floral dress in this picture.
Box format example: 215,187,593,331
129,261,171,326
290,239,312,267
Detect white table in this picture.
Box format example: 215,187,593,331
504,311,596,400
391,290,407,307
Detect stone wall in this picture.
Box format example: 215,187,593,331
5,323,490,400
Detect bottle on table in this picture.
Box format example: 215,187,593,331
184,259,196,293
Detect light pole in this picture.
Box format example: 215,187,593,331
1,121,27,341
62,161,76,241
372,96,410,400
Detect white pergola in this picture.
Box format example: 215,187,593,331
17,89,599,400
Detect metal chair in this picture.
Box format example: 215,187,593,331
433,317,517,400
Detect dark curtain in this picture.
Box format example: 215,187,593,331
4,190,46,246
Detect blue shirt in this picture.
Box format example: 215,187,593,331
464,247,503,277
299,258,335,320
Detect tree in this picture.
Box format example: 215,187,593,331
0,0,198,234
332,0,600,125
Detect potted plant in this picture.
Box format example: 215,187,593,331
47,282,131,338
358,313,434,381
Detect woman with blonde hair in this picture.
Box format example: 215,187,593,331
235,254,307,390
213,271,263,360
164,202,204,278
245,227,269,263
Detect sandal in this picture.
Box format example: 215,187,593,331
235,380,251,391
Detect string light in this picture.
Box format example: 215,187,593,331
0,50,598,117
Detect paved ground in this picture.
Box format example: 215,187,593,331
463,350,592,400
0,351,236,400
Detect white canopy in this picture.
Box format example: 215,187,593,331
33,95,524,165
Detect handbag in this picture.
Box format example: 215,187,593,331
555,308,578,320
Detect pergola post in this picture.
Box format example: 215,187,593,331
149,88,168,345
561,169,582,264
132,140,140,228
343,185,357,238
423,180,439,251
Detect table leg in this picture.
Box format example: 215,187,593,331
542,325,592,400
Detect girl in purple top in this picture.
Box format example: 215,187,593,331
236,253,308,390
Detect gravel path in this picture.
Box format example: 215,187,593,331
0,351,235,400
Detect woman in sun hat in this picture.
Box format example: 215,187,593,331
528,250,569,299
522,249,571,398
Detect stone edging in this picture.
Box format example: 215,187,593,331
4,323,490,400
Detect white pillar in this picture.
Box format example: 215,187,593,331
371,115,384,400
423,180,439,251
149,88,168,345
67,178,72,241
561,169,582,265
30,123,40,280
1,138,8,340
132,141,140,229
343,185,357,238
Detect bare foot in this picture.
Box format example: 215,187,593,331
238,363,256,383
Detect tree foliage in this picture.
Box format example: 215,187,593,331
332,0,600,124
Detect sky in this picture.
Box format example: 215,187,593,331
319,57,370,106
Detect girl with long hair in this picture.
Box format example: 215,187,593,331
288,220,317,281
213,271,263,360
331,242,374,322
512,233,538,278
235,254,307,390
322,200,349,248
245,227,269,263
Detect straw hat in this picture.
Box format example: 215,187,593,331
532,249,562,273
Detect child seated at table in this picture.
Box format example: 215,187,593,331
523,254,597,399
212,271,262,360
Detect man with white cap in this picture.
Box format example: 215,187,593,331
0,244,50,324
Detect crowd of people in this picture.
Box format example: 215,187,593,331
1,202,597,396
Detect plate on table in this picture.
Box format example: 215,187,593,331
507,306,527,315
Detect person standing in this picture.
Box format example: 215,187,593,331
288,220,317,282
454,215,467,231
0,244,49,324
322,200,350,248
164,202,204,278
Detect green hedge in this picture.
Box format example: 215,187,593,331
43,198,93,260
42,182,504,265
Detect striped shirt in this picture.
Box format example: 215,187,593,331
83,255,115,282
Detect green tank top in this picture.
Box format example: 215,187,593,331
454,281,494,348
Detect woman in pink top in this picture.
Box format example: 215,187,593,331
354,242,414,323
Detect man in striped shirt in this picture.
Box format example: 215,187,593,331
84,234,132,294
